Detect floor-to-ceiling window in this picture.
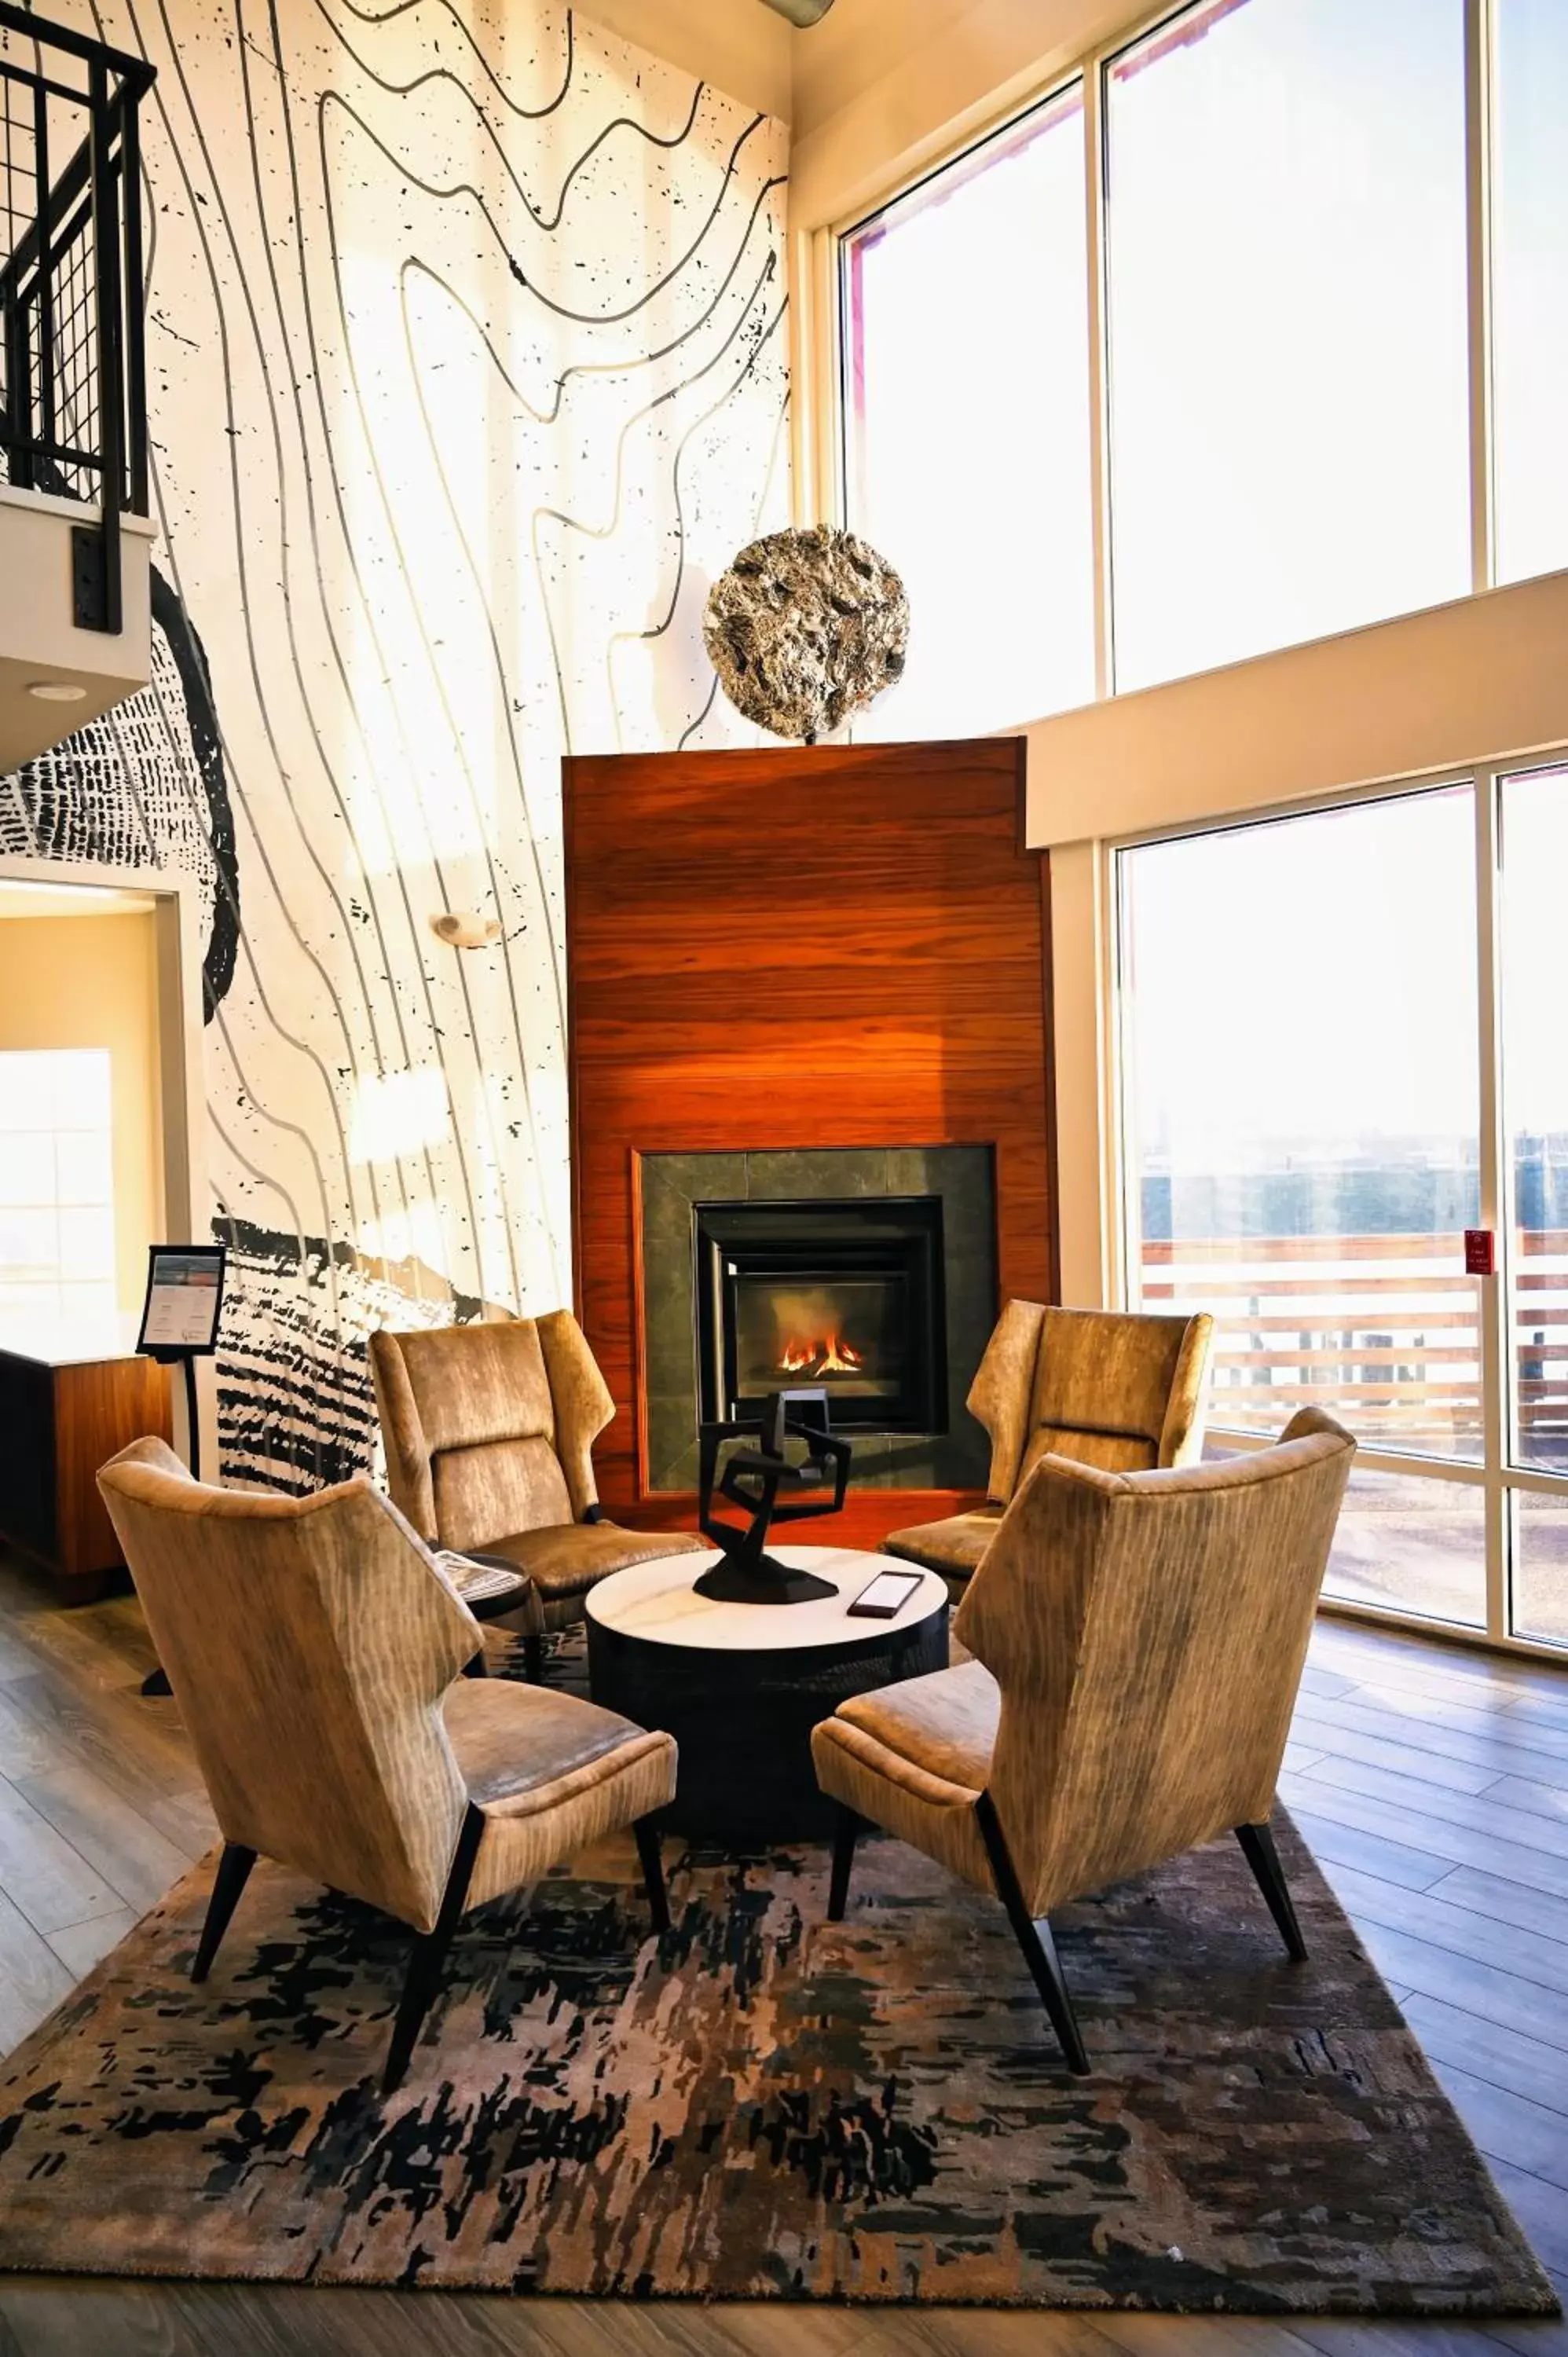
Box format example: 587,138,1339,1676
1492,1,1568,585
841,86,1094,739
1117,770,1568,1654
839,0,1566,730
1104,0,1470,690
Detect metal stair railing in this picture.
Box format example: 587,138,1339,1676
0,1,154,633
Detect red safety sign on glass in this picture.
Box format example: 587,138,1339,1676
1464,1229,1496,1277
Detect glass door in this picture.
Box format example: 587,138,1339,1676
1500,762,1568,1646
1118,786,1490,1634
1119,763,1568,1654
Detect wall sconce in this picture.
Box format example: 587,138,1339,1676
428,911,503,950
757,0,836,22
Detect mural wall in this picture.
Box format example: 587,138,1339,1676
0,2,789,1487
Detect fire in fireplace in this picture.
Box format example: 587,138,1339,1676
778,1323,865,1378
694,1197,947,1435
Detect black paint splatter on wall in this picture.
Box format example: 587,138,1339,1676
2,2,789,1490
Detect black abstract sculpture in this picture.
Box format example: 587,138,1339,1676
694,1387,852,1605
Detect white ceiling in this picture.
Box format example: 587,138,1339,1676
0,880,158,921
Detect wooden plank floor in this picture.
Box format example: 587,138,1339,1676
0,1553,1563,2356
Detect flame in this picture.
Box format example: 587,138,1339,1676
818,1335,865,1373
778,1333,864,1376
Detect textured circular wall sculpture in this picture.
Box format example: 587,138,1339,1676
703,526,909,742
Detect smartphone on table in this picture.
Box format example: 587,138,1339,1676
847,1568,924,1619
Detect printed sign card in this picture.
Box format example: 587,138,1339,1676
137,1246,227,1358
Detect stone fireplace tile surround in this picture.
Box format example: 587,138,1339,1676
639,1146,997,1494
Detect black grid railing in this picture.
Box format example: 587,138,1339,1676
0,2,152,631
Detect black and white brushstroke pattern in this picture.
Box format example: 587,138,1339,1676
1,1,789,1488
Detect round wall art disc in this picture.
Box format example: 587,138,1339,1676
703,526,909,744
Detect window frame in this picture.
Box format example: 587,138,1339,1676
0,1044,118,1324
1107,757,1568,1663
818,0,1568,1661
828,0,1504,707
835,73,1100,728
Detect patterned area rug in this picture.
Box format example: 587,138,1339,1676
0,1798,1555,2312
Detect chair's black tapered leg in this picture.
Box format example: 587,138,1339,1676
522,1633,546,1684
827,1804,860,1923
975,1791,1090,2074
191,1842,257,1983
634,1816,671,1934
383,1805,485,2095
1236,1819,1308,1962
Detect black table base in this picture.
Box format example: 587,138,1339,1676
587,1596,947,1846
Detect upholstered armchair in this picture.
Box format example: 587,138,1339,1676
369,1313,702,1672
885,1301,1215,1588
98,1436,677,2094
814,1407,1355,2073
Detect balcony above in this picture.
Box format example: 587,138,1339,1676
0,2,155,768
0,481,152,768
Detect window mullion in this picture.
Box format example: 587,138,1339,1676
1084,57,1112,702
1465,0,1497,592
1474,766,1509,1641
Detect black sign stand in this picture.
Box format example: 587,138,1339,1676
135,1245,226,1695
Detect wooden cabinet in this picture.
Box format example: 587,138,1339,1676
0,1332,172,1601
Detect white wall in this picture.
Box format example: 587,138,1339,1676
0,0,789,1490
1025,570,1568,852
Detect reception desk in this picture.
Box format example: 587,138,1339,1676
0,1319,173,1601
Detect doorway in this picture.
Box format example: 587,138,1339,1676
0,862,210,1471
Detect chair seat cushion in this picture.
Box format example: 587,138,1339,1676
833,1659,1000,1798
444,1679,679,1913
812,1664,998,1897
445,1677,652,1806
489,1519,704,1600
883,1508,1001,1579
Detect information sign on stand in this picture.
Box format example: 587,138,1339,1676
135,1245,225,1695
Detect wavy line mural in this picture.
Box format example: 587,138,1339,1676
0,2,789,1488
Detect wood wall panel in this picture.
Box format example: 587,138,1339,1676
564,738,1054,1541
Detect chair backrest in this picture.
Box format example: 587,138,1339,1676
968,1299,1214,1501
97,1437,481,1935
952,1407,1355,1917
368,1310,615,1553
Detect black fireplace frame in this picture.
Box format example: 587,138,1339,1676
694,1195,948,1438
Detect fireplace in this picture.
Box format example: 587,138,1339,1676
695,1197,947,1435
636,1147,995,1491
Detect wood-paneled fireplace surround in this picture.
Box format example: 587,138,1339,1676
562,738,1055,1550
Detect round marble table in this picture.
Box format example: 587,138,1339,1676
584,1545,949,1845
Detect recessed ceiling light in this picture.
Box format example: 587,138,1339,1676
26,680,88,703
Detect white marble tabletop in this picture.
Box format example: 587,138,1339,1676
585,1544,947,1652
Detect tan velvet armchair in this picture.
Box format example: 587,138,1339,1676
814,1407,1355,2073
885,1301,1215,1588
98,1437,678,2094
369,1313,702,1673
